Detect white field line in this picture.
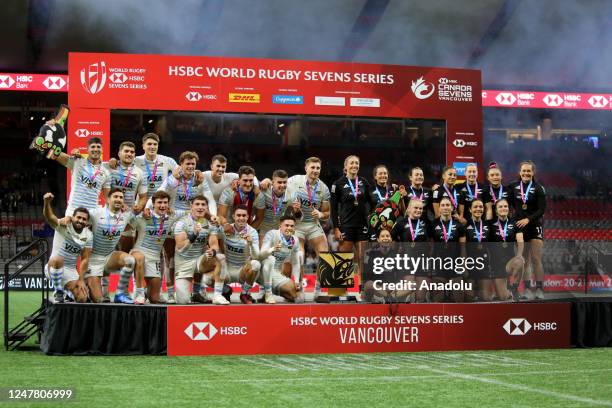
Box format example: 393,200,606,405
426,367,612,407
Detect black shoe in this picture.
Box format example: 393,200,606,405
222,284,233,302
191,292,211,304
53,292,65,304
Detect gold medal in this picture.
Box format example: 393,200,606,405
410,242,416,248
522,203,528,210
353,200,359,206
502,242,508,248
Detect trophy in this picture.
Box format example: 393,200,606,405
29,105,69,159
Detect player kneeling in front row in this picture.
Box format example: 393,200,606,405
260,212,304,303
218,205,261,304
173,195,226,305
43,193,92,303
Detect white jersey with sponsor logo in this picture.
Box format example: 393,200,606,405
262,229,299,270
203,171,260,202
103,163,147,209
131,211,185,259
89,207,134,257
219,224,259,268
157,175,216,214
135,154,178,198
218,187,265,223
173,214,219,260
286,175,330,224
260,189,297,231
66,157,110,211
50,223,93,269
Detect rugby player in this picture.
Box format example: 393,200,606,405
400,166,433,219
458,163,483,222
432,166,465,224
483,162,509,220
258,169,300,243
134,133,179,199
43,193,92,303
218,165,265,227
367,164,396,207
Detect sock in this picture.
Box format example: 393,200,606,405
214,282,223,295
262,258,273,294
241,282,252,294
524,280,532,290
536,281,543,290
167,286,175,296
193,282,201,294
101,276,109,297
314,281,321,295
49,267,64,294
116,268,132,294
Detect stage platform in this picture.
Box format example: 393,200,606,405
40,297,611,356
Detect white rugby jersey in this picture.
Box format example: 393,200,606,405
203,171,260,202
104,163,147,209
50,223,93,269
261,229,300,270
173,214,219,260
218,224,259,267
131,210,185,259
135,154,178,198
286,175,330,224
157,175,216,214
66,157,110,211
218,187,265,223
259,189,297,231
89,207,134,257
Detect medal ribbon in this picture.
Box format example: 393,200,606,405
410,186,424,201
520,180,533,206
374,185,389,202
498,219,508,242
86,160,102,184
441,219,453,243
119,165,134,189
473,219,483,243
466,182,479,200
306,179,319,207
347,176,359,202
144,159,159,185
443,185,458,208
408,218,421,242
272,191,285,216
490,185,503,204
105,207,123,235
182,176,193,201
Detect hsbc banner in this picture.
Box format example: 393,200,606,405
0,73,68,92
167,303,569,356
482,90,612,110
68,53,483,168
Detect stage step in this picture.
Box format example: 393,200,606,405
7,331,29,342
24,312,46,326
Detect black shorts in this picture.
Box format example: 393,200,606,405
488,249,515,279
522,222,544,241
340,225,369,242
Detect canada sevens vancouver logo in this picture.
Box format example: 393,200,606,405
80,62,107,94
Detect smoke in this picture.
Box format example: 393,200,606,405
30,0,612,90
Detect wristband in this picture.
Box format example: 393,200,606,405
188,232,198,243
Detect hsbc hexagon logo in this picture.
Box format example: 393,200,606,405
109,73,127,84
543,94,563,107
0,75,15,89
75,129,90,138
80,61,107,94
588,95,608,108
43,76,67,90
495,92,516,105
453,139,466,148
186,91,202,102
503,318,532,336
411,77,435,100
184,322,218,341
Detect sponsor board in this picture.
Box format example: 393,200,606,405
0,73,68,92
229,93,260,103
349,97,380,107
0,275,52,291
272,94,304,104
483,90,612,110
167,303,570,355
314,96,345,106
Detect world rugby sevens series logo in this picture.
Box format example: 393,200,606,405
80,61,107,94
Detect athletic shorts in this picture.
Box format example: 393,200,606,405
225,260,261,283
271,271,292,294
175,254,206,279
295,222,325,241
84,252,116,278
130,249,163,279
340,225,369,242
489,248,516,279
522,222,544,241
44,264,79,288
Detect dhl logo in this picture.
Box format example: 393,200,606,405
228,93,260,103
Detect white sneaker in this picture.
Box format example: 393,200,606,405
134,292,146,305
294,292,305,304
212,293,230,305
524,289,536,301
166,293,176,304
535,288,545,300
264,292,276,304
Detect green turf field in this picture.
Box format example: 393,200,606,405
2,292,612,407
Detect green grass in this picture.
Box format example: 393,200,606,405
2,293,612,407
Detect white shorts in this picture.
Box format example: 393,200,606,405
44,264,79,288
270,271,292,294
84,252,116,278
225,260,260,283
175,254,206,279
130,249,162,279
295,222,325,241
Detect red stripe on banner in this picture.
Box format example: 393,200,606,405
167,302,570,355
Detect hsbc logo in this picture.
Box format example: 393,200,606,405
495,92,516,105
503,318,532,335
109,73,127,84
543,94,563,107
186,91,202,102
43,76,66,90
588,95,608,108
410,76,435,100
75,129,90,138
80,61,107,94
0,75,15,89
452,139,477,148
184,322,218,341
